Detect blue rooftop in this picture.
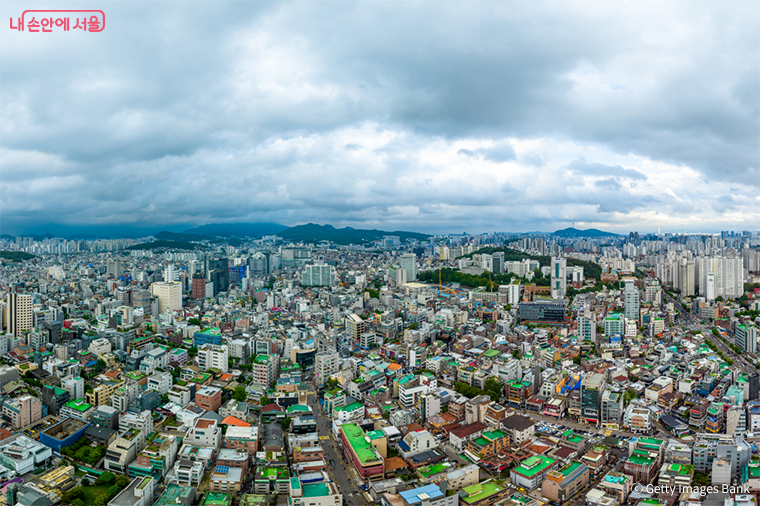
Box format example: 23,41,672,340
400,485,444,505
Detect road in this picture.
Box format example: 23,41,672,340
306,392,365,506
663,291,754,373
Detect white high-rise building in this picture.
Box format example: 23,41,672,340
150,282,182,313
705,273,716,301
507,282,523,305
551,258,567,299
624,279,640,322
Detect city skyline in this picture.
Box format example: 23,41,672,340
1,1,758,235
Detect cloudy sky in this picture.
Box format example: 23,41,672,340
1,0,758,236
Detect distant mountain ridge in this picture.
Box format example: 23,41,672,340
182,223,287,238
553,227,620,238
279,223,430,245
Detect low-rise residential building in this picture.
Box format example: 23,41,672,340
225,426,259,454
187,418,222,450
510,456,558,491
208,465,244,494
541,461,589,503
105,428,147,474
59,398,94,422
128,432,180,479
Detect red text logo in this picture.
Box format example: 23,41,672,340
10,10,105,32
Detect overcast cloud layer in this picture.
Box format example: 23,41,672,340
1,0,758,235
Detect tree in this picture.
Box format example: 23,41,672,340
260,396,270,406
96,471,115,486
280,417,292,430
233,385,247,402
107,485,121,498
81,478,91,487
93,359,107,373
115,475,130,488
188,317,202,326
512,350,521,359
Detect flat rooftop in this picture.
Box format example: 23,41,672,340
342,423,382,465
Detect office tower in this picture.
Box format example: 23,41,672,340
42,320,62,345
624,279,640,322
399,253,418,281
248,252,268,277
551,257,567,299
192,275,206,299
6,294,32,337
206,257,229,293
581,373,606,426
345,314,365,341
107,259,122,278
150,281,182,313
492,252,505,274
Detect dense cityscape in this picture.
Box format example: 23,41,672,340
0,228,758,506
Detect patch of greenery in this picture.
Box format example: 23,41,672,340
0,251,36,261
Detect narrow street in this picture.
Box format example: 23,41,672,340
306,392,366,506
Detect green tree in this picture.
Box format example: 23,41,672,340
260,396,270,406
188,317,202,326
93,359,107,373
115,475,130,488
96,471,115,485
280,417,292,430
233,385,247,402
81,478,91,487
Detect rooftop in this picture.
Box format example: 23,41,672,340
512,456,556,478
303,483,331,498
461,482,503,504
342,423,382,465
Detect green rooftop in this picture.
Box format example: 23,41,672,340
335,401,364,412
367,430,385,440
198,327,222,335
342,423,382,465
302,484,330,497
260,468,289,479
461,482,503,504
203,493,232,506
558,461,583,477
64,399,92,412
628,450,655,466
667,464,693,475
482,430,507,441
513,456,557,478
417,462,453,477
